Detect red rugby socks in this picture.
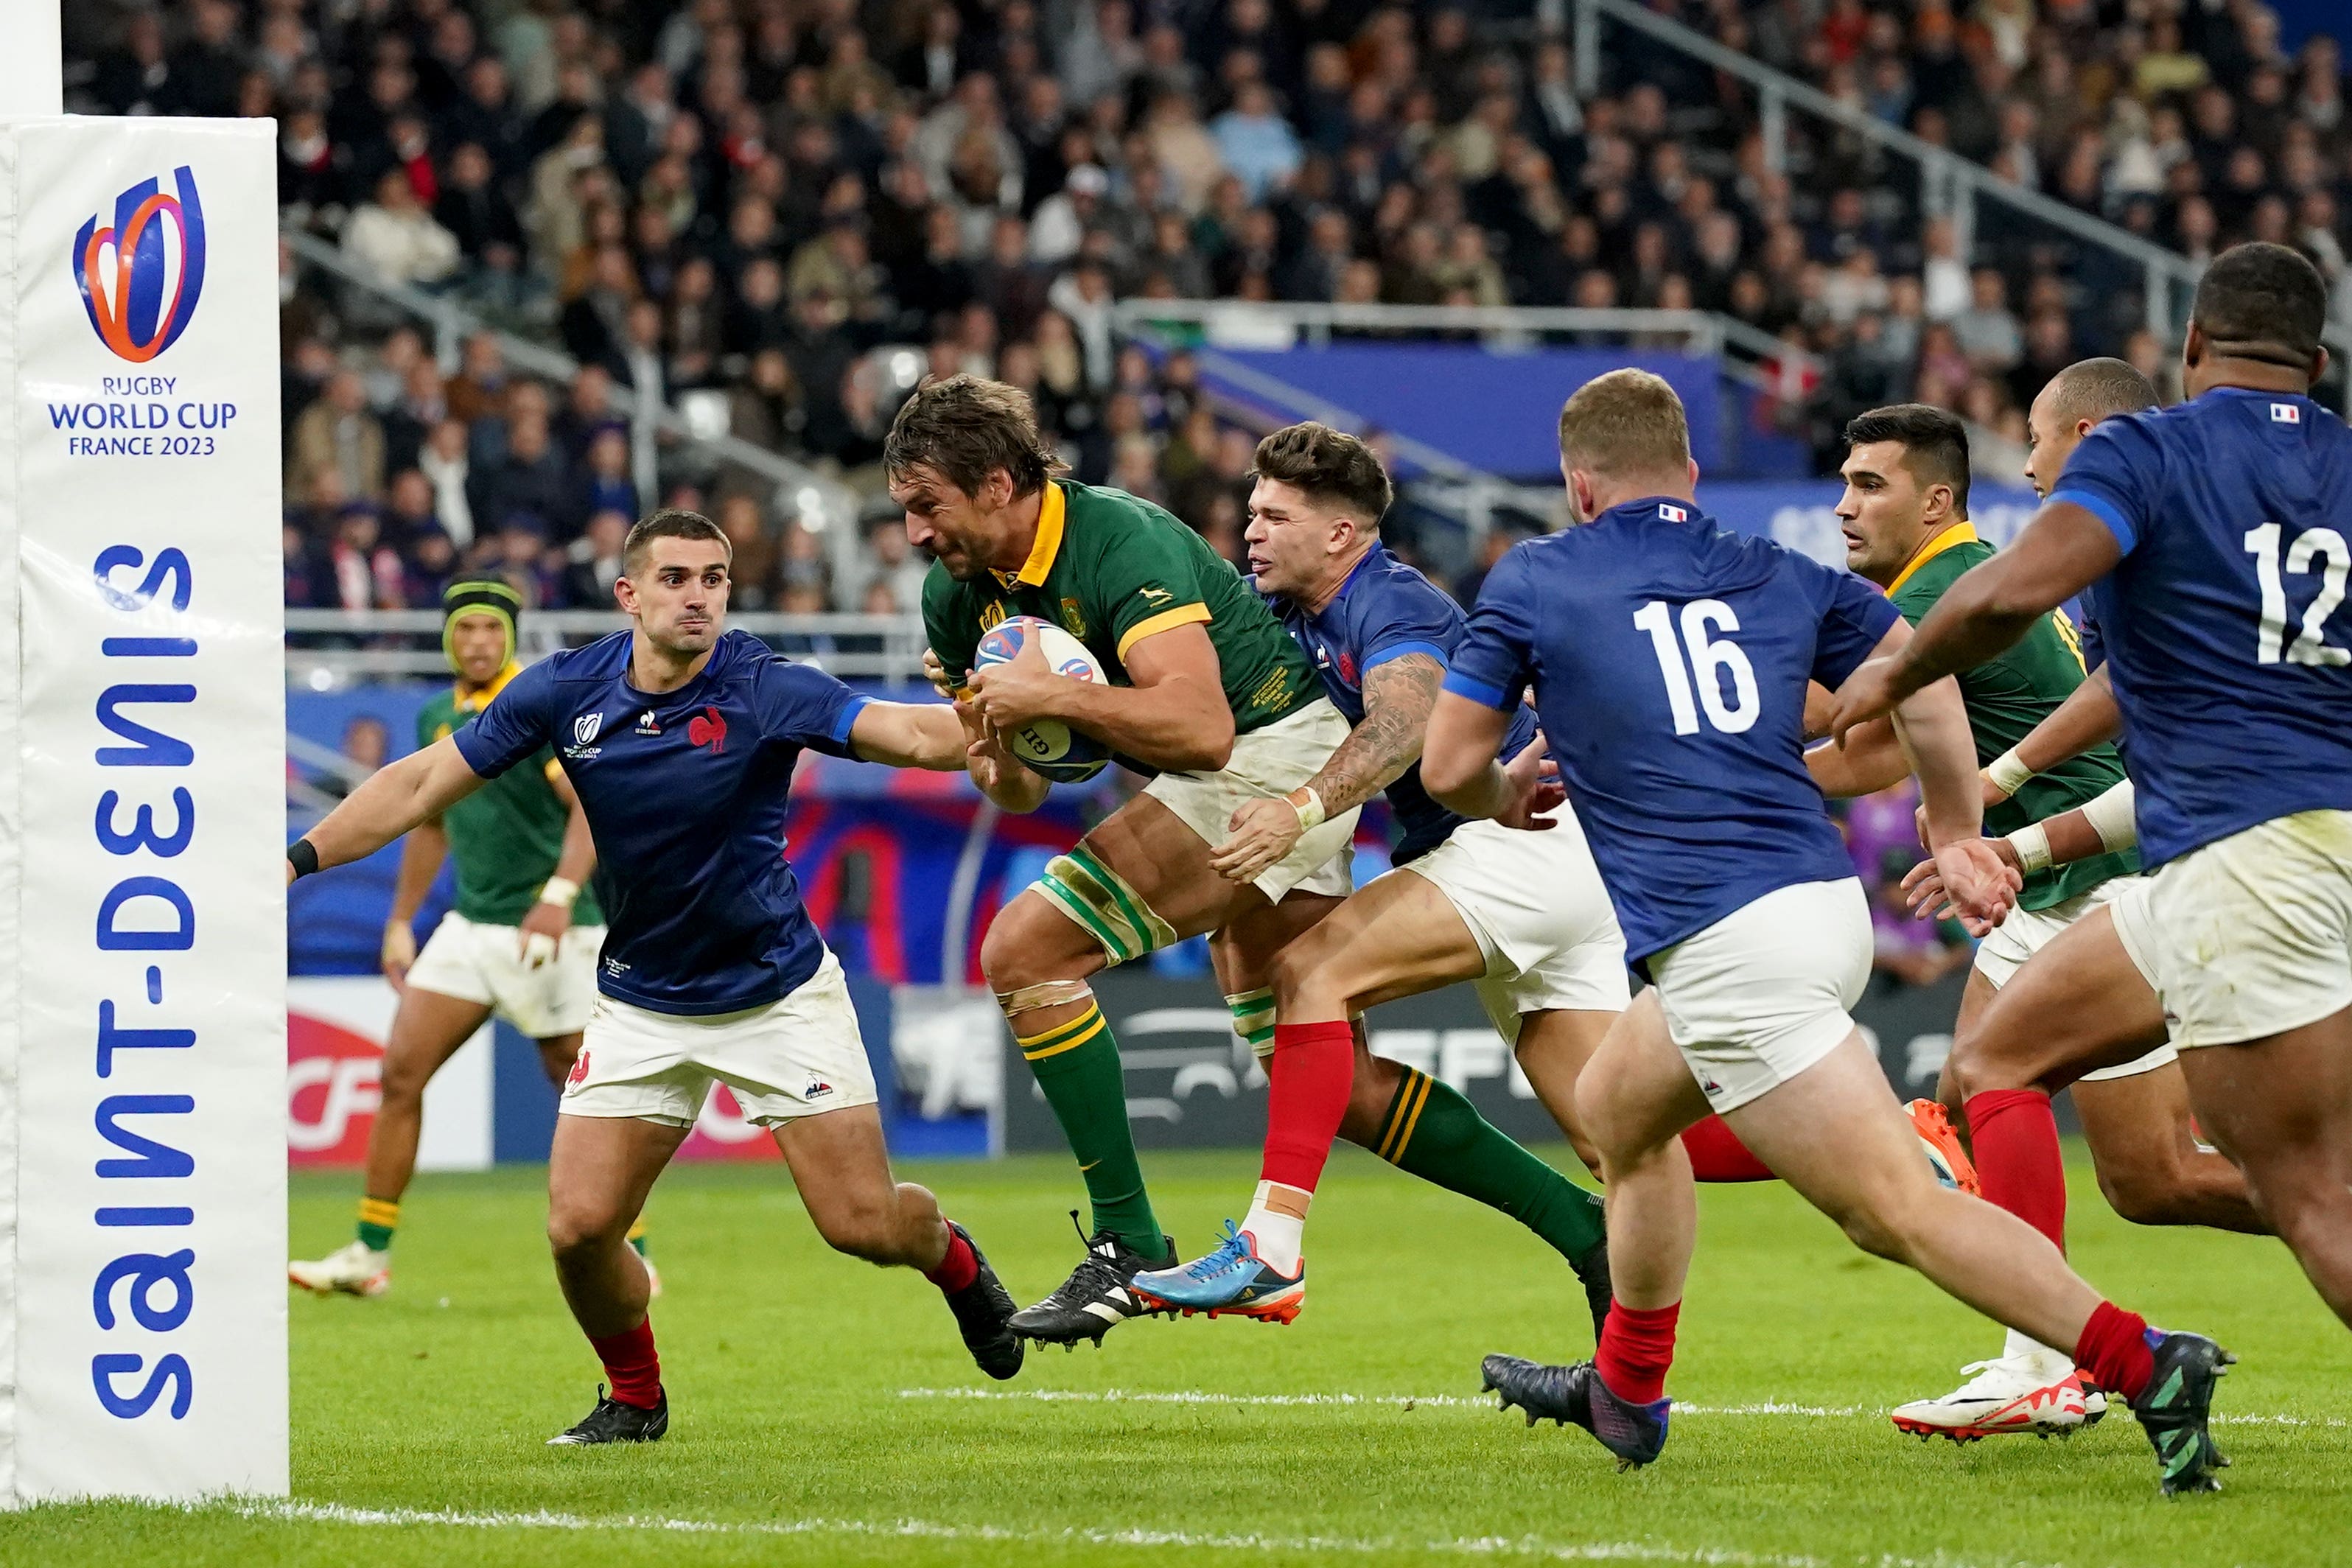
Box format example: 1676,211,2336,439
589,1318,662,1410
1595,1298,1681,1404
924,1225,979,1295
2073,1301,2155,1402
1261,1021,1357,1191
1964,1088,2068,1250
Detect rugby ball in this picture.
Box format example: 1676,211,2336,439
972,615,1111,783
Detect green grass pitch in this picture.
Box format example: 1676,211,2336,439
9,1144,2348,1566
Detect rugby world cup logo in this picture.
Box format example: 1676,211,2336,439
71,165,208,363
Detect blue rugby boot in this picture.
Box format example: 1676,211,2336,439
1132,1220,1305,1323
1481,1354,1670,1470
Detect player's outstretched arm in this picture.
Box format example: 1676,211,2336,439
848,699,985,771
1902,779,2136,917
1830,500,2121,742
1983,665,2121,803
295,735,490,881
1211,651,1441,883
967,623,1235,774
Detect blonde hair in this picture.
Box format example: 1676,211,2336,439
1556,368,1690,478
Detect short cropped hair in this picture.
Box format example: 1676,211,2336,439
1250,421,1393,527
2042,357,2160,427
1556,368,1690,478
2192,242,2329,366
623,507,731,574
883,374,1068,499
1843,402,1972,517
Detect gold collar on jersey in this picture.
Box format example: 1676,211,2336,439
991,482,1068,589
1886,521,1980,597
454,661,522,713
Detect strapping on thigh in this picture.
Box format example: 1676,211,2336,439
1032,846,1180,965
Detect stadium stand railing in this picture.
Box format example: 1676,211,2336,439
1115,296,2028,508
287,606,928,687
1566,0,2352,409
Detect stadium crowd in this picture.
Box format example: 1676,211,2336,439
63,0,2352,620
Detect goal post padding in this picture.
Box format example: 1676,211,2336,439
0,114,286,1502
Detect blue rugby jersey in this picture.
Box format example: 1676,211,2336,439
2052,387,2352,867
1264,543,1538,863
455,629,869,1015
1444,497,1897,963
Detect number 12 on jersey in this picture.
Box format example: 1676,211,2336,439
1634,598,1760,734
2244,522,2350,667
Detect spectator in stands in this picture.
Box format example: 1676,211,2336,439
562,509,631,609
327,504,406,612
342,169,461,293
570,427,640,533
326,717,391,802
416,417,477,550
284,519,325,609
288,371,386,505
474,407,570,540
1949,267,2023,371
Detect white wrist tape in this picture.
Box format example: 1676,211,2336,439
2080,780,2138,853
1287,785,1327,833
1984,748,2035,799
2005,823,2054,875
537,875,581,911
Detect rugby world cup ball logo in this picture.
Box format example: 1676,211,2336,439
72,165,208,363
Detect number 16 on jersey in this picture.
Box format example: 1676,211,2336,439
1635,598,1760,735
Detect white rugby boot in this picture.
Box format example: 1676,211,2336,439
288,1239,391,1298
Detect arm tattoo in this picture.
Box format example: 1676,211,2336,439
1306,653,1443,816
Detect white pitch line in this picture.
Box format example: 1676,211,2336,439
898,1388,1869,1417
214,1498,2051,1568
897,1387,2350,1427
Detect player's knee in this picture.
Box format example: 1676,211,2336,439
377,1049,434,1107
1825,1187,1927,1264
2094,1152,2187,1226
545,1200,626,1259
980,901,1077,993
1267,939,1346,1015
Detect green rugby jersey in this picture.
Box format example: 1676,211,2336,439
1886,523,2138,911
419,668,603,926
922,478,1319,737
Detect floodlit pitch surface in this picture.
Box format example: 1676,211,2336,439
9,1147,2348,1565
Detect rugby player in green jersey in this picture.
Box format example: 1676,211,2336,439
1805,394,2260,1440
290,579,643,1297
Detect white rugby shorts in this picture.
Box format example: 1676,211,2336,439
561,950,879,1127
1650,878,1872,1114
405,910,604,1038
1145,698,1361,900
2110,810,2352,1050
1970,875,2177,1082
1398,805,1630,1041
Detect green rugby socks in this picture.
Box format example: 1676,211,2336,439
1372,1066,1608,1261
1018,1003,1164,1253
356,1196,399,1253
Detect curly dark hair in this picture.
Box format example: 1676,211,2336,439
1249,421,1393,528
882,374,1069,499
